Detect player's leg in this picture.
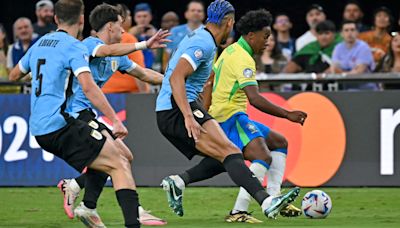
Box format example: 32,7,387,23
228,137,270,223
195,119,299,219
265,130,301,217
87,134,141,228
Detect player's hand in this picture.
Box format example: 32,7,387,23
287,111,307,125
146,29,172,49
112,120,128,139
184,116,207,142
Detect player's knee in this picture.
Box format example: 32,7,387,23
271,135,288,150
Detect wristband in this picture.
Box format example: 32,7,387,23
134,41,147,50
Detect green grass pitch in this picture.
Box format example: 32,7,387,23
0,187,399,227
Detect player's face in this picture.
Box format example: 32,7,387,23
375,11,390,30
134,11,152,26
185,2,205,24
316,31,334,48
37,6,54,24
391,34,400,53
252,26,271,55
222,17,235,42
110,16,124,44
343,4,362,21
274,15,292,32
341,23,358,43
306,9,326,29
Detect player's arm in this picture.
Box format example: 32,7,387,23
9,64,27,81
95,29,171,57
244,85,307,125
202,71,215,111
170,58,206,141
77,72,128,139
127,65,163,85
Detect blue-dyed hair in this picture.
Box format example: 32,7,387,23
206,0,235,25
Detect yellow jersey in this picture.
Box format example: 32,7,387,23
209,37,257,122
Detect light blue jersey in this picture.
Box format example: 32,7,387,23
156,27,217,111
18,30,91,136
66,36,136,116
166,24,204,52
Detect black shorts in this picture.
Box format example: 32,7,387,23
35,118,106,172
77,109,116,139
156,98,213,160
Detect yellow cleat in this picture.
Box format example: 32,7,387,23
225,211,263,223
280,204,302,217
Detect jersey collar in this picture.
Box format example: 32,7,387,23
204,27,217,47
238,36,253,56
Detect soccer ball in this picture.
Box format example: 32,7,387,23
301,190,332,219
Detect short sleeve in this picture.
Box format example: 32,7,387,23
18,47,32,74
355,46,374,66
180,45,208,71
82,38,104,57
69,42,91,76
234,60,258,89
118,56,137,72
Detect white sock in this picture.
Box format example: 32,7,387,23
69,179,81,193
170,175,185,190
138,205,145,217
232,162,267,213
267,151,286,197
261,195,273,212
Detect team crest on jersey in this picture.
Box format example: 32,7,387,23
88,120,99,129
193,109,204,118
90,129,103,141
194,49,203,59
243,68,254,78
111,60,119,72
246,123,258,134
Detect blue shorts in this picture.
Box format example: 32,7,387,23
220,112,271,151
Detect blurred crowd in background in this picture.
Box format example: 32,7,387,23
1,0,400,93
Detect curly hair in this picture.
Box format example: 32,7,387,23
236,9,272,35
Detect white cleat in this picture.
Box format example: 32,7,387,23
57,179,80,219
74,202,106,228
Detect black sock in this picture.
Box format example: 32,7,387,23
223,153,269,205
179,157,225,185
75,173,86,189
116,189,140,228
82,169,108,209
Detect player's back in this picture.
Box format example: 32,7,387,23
156,27,217,111
208,38,257,122
20,30,90,136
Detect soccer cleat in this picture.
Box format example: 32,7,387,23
139,209,168,226
161,176,184,216
280,204,302,217
264,187,300,219
57,179,80,219
225,211,263,223
74,202,106,228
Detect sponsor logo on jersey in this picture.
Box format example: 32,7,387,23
194,49,203,59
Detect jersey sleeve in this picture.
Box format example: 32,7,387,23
18,47,33,74
180,44,209,71
82,37,104,57
69,42,91,76
234,58,258,89
118,56,137,72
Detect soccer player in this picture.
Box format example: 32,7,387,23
156,0,300,219
9,0,141,227
55,3,168,227
205,9,307,223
